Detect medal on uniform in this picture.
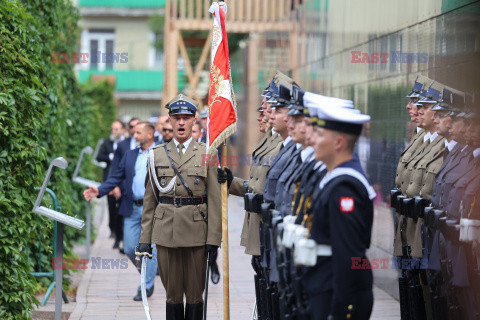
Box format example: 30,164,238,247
194,177,200,185
160,177,167,187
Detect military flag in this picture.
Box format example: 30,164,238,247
206,2,237,156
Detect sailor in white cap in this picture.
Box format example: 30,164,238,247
300,95,375,320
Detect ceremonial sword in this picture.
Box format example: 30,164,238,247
135,246,154,320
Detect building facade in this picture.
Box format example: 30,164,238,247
75,0,185,120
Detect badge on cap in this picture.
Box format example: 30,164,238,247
160,177,167,187
340,197,355,213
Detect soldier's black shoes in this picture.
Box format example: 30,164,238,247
185,302,203,320
210,261,220,284
166,302,185,320
133,286,154,301
113,239,120,249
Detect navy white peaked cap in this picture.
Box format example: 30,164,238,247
303,92,355,110
165,94,199,116
304,91,370,135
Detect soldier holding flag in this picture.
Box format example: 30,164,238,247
137,94,223,320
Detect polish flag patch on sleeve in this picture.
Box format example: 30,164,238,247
340,197,355,213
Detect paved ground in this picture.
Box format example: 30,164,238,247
69,196,400,319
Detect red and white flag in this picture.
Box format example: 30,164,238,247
206,2,237,156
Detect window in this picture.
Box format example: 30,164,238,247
81,29,115,71
149,31,164,69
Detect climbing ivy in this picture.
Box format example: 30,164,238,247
0,0,115,318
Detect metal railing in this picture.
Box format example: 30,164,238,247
32,157,85,320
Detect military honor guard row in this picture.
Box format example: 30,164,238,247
218,71,374,320
81,69,480,320
391,76,480,320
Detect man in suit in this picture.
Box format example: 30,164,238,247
137,94,222,320
83,122,158,301
107,117,140,253
109,117,140,178
96,120,126,249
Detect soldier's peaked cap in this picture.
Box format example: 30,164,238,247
418,81,444,105
432,88,455,112
199,108,208,119
165,94,199,116
287,85,305,116
266,70,296,104
273,84,293,109
407,75,433,98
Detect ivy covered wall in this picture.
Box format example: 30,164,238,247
0,1,115,318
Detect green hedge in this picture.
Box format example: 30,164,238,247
0,0,115,318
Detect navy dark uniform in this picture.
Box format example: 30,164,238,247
299,92,375,320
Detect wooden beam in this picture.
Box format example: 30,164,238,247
254,0,260,21
196,0,202,20
229,0,236,22
246,0,252,22
204,0,209,19
180,0,186,19
270,0,275,22
188,0,193,19
290,26,299,81
262,0,268,22
172,0,177,21
279,0,285,20
163,4,179,106
237,0,243,22
171,20,294,32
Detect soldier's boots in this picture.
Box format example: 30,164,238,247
185,302,203,320
166,302,185,320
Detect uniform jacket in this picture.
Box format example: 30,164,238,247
139,139,222,248
395,130,425,188
393,130,424,256
229,128,283,255
396,134,444,257
446,156,480,220
431,143,463,208
276,146,304,216
263,139,296,203
97,147,142,217
399,134,440,194
304,158,374,319
293,161,327,224
404,135,445,198
461,158,480,220
441,147,475,212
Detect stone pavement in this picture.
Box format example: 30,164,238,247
70,196,400,319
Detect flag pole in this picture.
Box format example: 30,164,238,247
221,140,230,320
217,3,230,319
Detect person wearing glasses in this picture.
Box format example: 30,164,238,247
162,121,174,143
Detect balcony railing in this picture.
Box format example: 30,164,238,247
79,0,166,8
